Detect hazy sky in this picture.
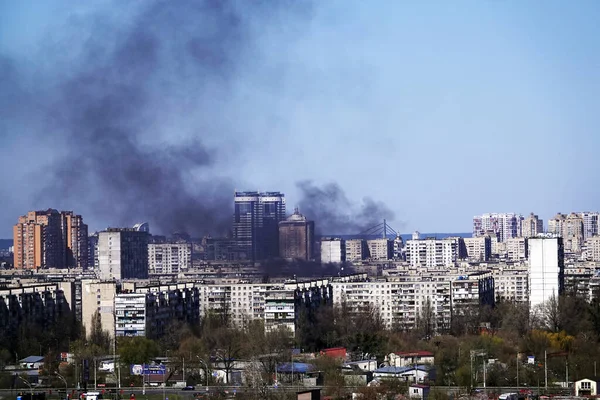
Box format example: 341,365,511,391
1,1,599,237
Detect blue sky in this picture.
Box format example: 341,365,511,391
0,1,599,237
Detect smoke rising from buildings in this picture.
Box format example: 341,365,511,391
2,1,303,236
296,181,396,235
0,1,399,237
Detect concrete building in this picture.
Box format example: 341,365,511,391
346,239,368,263
233,191,286,261
522,213,544,238
80,280,117,338
547,213,566,237
490,265,529,302
405,238,461,268
0,283,74,343
462,237,491,261
321,238,346,264
278,209,314,261
14,210,63,269
116,283,200,338
97,228,149,280
13,210,88,269
473,213,523,242
451,272,495,314
584,236,600,261
580,212,599,239
148,242,192,274
563,213,584,253
528,236,564,311
505,238,528,261
366,238,394,261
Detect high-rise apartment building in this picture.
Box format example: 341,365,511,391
62,211,89,269
505,237,528,261
278,209,314,260
233,191,286,261
148,242,192,274
564,213,584,253
346,239,368,262
521,213,544,238
321,238,346,264
473,213,523,242
462,237,491,261
366,238,394,261
13,209,88,269
97,228,149,280
580,212,599,239
547,213,566,237
548,213,584,253
528,236,564,311
405,237,462,268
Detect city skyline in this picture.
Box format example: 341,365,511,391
1,1,599,237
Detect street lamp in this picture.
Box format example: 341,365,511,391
17,374,33,397
196,356,208,390
55,372,68,400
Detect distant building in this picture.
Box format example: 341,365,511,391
580,212,599,239
13,209,88,269
505,237,528,261
473,213,523,242
462,237,491,261
97,228,149,280
148,242,192,274
204,237,240,261
278,209,314,260
346,239,368,262
233,191,286,261
528,236,564,310
366,238,394,261
521,213,544,238
133,222,150,233
321,238,346,264
548,213,584,253
405,238,462,268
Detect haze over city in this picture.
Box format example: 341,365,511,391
1,1,599,237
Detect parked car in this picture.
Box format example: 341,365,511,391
182,386,195,391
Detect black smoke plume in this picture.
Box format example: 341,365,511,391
4,1,311,236
296,180,396,235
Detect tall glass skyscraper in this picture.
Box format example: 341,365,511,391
233,191,286,261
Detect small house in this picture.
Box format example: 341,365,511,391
19,356,44,370
409,384,430,400
386,351,434,367
575,377,600,396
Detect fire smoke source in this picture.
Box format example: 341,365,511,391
296,180,396,235
0,1,313,236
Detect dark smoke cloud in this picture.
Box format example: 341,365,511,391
296,181,396,235
7,1,312,237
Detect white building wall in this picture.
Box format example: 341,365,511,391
528,237,564,310
321,239,345,263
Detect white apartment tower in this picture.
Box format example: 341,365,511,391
405,238,461,268
528,236,564,311
148,242,192,275
320,238,346,264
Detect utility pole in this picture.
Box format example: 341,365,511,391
545,351,548,390
516,353,519,391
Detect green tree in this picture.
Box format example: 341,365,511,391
117,337,159,366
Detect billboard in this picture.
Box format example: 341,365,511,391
130,364,166,375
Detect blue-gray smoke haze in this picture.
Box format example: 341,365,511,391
1,1,599,236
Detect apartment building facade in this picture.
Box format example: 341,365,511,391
462,237,491,261
13,209,88,269
473,213,523,242
321,238,346,264
148,242,192,275
405,238,462,268
97,228,149,280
